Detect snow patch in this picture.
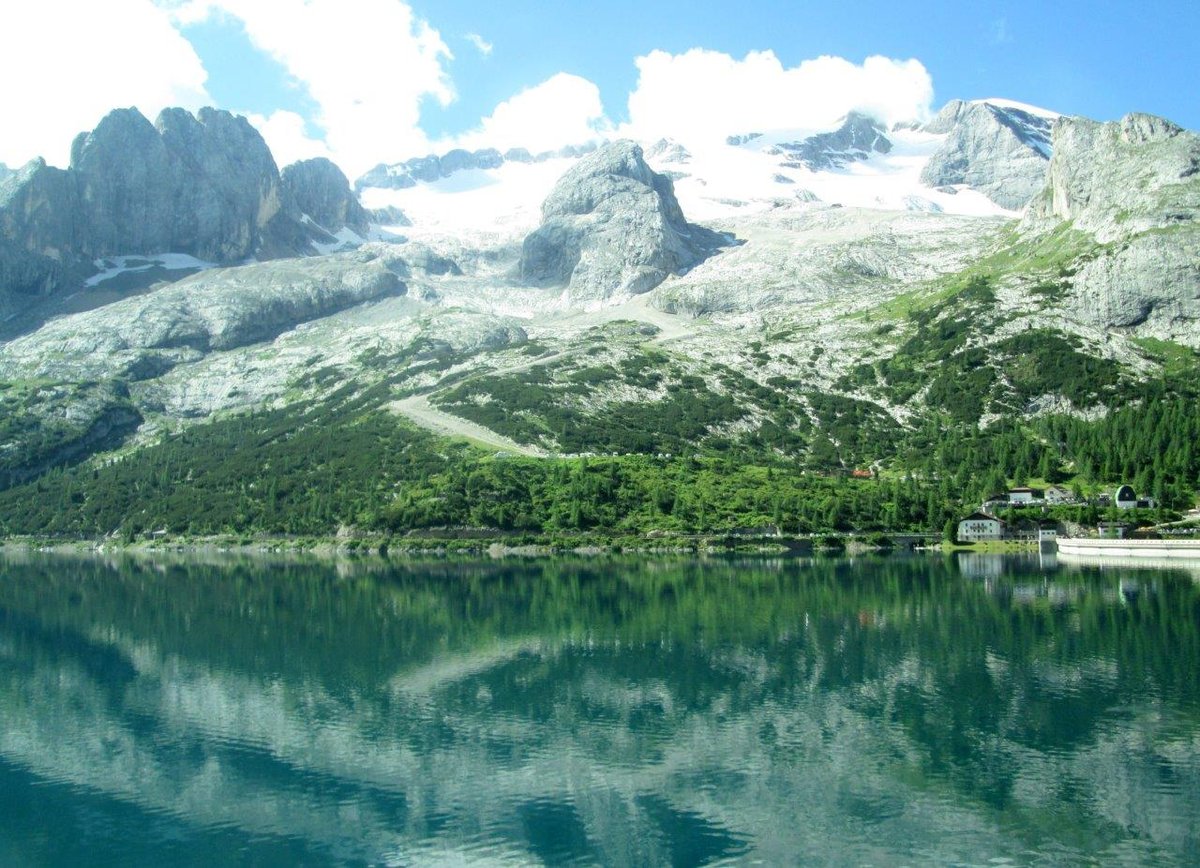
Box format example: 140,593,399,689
86,253,216,287
311,226,367,255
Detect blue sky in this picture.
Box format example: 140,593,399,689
402,0,1199,138
2,0,1196,177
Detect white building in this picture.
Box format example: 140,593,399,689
958,512,1005,542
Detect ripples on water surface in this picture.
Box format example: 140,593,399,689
0,552,1197,865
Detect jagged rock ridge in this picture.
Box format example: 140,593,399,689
519,140,725,303
356,142,601,192
1023,112,1200,336
0,107,324,300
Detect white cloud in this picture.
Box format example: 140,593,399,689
166,0,454,177
465,33,493,57
623,49,935,147
246,110,334,169
0,0,209,169
449,73,609,155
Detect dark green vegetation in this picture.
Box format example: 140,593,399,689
0,374,1195,539
0,380,140,488
845,276,1124,419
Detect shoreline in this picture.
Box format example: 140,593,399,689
0,532,926,560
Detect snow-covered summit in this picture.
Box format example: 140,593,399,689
355,98,1062,239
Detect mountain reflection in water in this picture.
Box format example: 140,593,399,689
0,552,1197,866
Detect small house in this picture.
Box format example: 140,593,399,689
958,512,1005,542
1008,487,1041,504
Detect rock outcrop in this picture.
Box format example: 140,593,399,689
0,106,321,299
0,246,409,382
1023,113,1199,240
920,100,1054,210
281,157,370,236
519,140,723,302
774,111,892,171
1021,113,1200,338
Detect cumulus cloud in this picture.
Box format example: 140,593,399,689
0,0,209,169
165,0,454,176
449,73,609,155
623,49,935,147
246,110,334,169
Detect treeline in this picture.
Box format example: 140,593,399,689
0,399,956,539
0,377,1197,540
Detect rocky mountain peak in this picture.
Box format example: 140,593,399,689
0,106,322,303
920,99,1055,210
1024,111,1200,239
1020,112,1200,338
355,142,601,192
519,140,722,302
773,111,892,171
281,157,370,236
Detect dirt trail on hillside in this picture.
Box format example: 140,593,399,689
391,295,697,452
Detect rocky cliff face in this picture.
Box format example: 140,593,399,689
920,100,1054,210
1024,113,1199,240
519,140,723,303
281,157,370,236
0,158,85,299
0,246,409,382
0,106,321,299
1021,113,1200,338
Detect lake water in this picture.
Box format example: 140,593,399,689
0,551,1197,866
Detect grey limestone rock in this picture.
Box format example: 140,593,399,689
0,158,84,296
1017,112,1200,338
645,139,692,164
0,106,321,302
920,100,1053,210
1069,230,1200,336
1023,112,1199,241
355,143,605,193
519,140,723,302
281,157,370,235
0,246,409,382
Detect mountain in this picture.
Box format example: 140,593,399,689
920,99,1056,210
356,143,600,191
519,141,727,303
0,108,397,332
1022,113,1200,336
281,157,372,241
771,111,893,171
0,101,1198,540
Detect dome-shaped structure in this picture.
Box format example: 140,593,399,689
1115,485,1138,505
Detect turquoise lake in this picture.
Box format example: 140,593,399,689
0,551,1197,865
